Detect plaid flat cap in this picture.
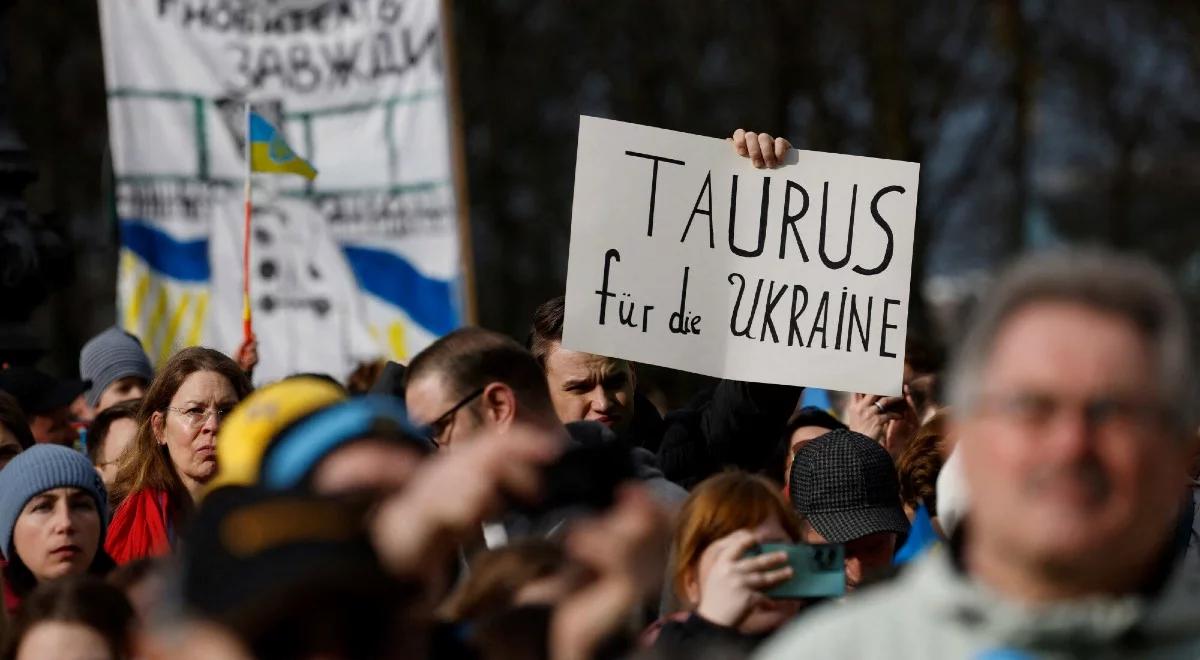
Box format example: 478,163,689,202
789,429,910,543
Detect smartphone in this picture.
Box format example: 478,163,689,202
745,542,845,599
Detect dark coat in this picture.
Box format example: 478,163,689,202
627,383,801,489
500,421,687,541
653,612,766,657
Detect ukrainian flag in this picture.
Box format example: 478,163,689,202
248,111,317,180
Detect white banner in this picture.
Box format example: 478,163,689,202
564,117,919,396
99,0,466,382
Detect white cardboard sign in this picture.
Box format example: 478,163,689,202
563,116,920,395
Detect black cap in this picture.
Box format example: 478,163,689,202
789,429,910,543
0,367,89,415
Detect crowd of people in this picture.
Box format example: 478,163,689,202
0,131,1198,658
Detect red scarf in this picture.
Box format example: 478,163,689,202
104,488,174,564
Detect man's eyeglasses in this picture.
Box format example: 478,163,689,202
974,391,1168,434
167,406,232,428
421,387,485,447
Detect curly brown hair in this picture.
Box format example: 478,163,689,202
895,411,947,516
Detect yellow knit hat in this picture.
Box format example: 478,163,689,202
206,377,347,495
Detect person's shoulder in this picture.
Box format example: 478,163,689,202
754,574,928,659
628,448,689,506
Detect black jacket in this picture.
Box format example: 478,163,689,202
628,382,800,489
500,421,687,540
654,613,766,657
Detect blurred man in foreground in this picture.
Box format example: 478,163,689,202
759,250,1200,659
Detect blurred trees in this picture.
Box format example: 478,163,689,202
455,0,1200,354
0,0,109,372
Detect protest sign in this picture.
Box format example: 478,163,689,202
563,117,919,395
99,0,468,382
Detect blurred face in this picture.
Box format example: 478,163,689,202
905,372,939,424
799,524,897,591
0,425,23,470
543,344,635,434
17,621,111,660
514,571,579,608
691,515,802,635
310,439,426,496
70,395,94,427
124,568,167,626
152,371,238,487
30,408,75,447
405,375,486,450
12,487,101,583
96,376,148,413
138,621,252,660
784,426,833,483
959,302,1189,586
97,418,137,488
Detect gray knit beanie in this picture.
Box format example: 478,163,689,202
0,445,109,561
80,327,154,408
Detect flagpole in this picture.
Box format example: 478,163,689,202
439,0,477,324
242,101,254,343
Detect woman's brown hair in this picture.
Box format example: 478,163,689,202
5,576,134,660
896,410,947,516
86,399,141,467
108,347,251,514
670,471,802,603
440,539,567,621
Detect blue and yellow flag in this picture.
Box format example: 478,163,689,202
248,111,317,180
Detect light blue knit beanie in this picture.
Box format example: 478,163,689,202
80,327,154,408
0,445,109,561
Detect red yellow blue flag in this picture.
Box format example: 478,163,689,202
248,111,317,180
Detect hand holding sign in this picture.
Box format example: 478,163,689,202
728,129,793,169
564,117,919,395
844,394,892,442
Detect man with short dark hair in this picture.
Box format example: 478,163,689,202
529,296,801,488
530,296,638,435
758,250,1200,658
404,328,686,529
406,327,561,452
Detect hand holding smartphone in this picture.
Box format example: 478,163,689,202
743,542,845,599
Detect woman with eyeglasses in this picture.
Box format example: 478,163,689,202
105,348,252,564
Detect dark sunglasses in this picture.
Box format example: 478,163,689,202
420,387,485,447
